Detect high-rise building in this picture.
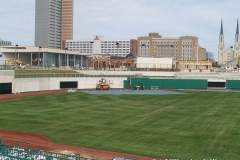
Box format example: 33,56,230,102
35,0,73,49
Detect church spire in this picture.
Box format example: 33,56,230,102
236,19,239,35
220,19,223,35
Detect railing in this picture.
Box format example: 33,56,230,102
14,63,176,71
88,63,174,71
15,73,145,78
13,73,240,80
0,65,14,70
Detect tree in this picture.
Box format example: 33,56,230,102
206,51,215,60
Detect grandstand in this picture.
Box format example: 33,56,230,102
0,135,94,160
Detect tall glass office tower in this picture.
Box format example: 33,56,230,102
35,0,73,49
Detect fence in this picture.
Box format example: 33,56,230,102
15,73,240,80
0,65,14,70
14,73,140,78
11,62,175,71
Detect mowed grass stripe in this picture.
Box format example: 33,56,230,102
1,91,240,159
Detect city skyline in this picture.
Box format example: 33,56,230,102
0,0,240,60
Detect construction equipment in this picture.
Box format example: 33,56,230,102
7,58,28,69
96,78,110,90
15,60,27,69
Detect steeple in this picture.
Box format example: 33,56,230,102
236,19,239,35
218,19,225,65
220,19,223,35
234,18,240,59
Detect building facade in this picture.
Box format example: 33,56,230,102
218,19,240,65
61,0,73,50
66,36,137,57
0,45,86,68
137,33,206,61
0,39,12,46
35,0,73,50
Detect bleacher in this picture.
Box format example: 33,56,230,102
0,138,95,160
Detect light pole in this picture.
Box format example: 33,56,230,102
170,45,175,70
15,44,18,66
65,47,68,66
116,42,119,60
90,41,94,56
185,52,187,69
207,52,209,70
141,44,145,57
170,44,174,56
196,43,199,69
38,46,41,67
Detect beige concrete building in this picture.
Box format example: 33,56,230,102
137,33,206,61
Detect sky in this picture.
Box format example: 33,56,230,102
0,0,240,61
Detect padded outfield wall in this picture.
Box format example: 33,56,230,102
124,77,208,89
226,80,240,89
124,77,240,89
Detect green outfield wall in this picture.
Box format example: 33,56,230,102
124,78,208,89
226,80,240,89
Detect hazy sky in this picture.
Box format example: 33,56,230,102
0,0,240,60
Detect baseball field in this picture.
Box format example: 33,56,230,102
0,90,240,159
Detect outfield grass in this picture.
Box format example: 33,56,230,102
0,91,240,159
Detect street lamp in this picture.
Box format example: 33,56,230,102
90,41,94,56
225,46,233,70
116,42,119,59
207,52,209,70
38,46,41,67
170,45,174,59
185,52,187,69
15,44,18,66
141,44,145,57
65,47,68,66
196,43,199,69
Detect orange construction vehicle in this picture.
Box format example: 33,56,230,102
96,78,110,90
